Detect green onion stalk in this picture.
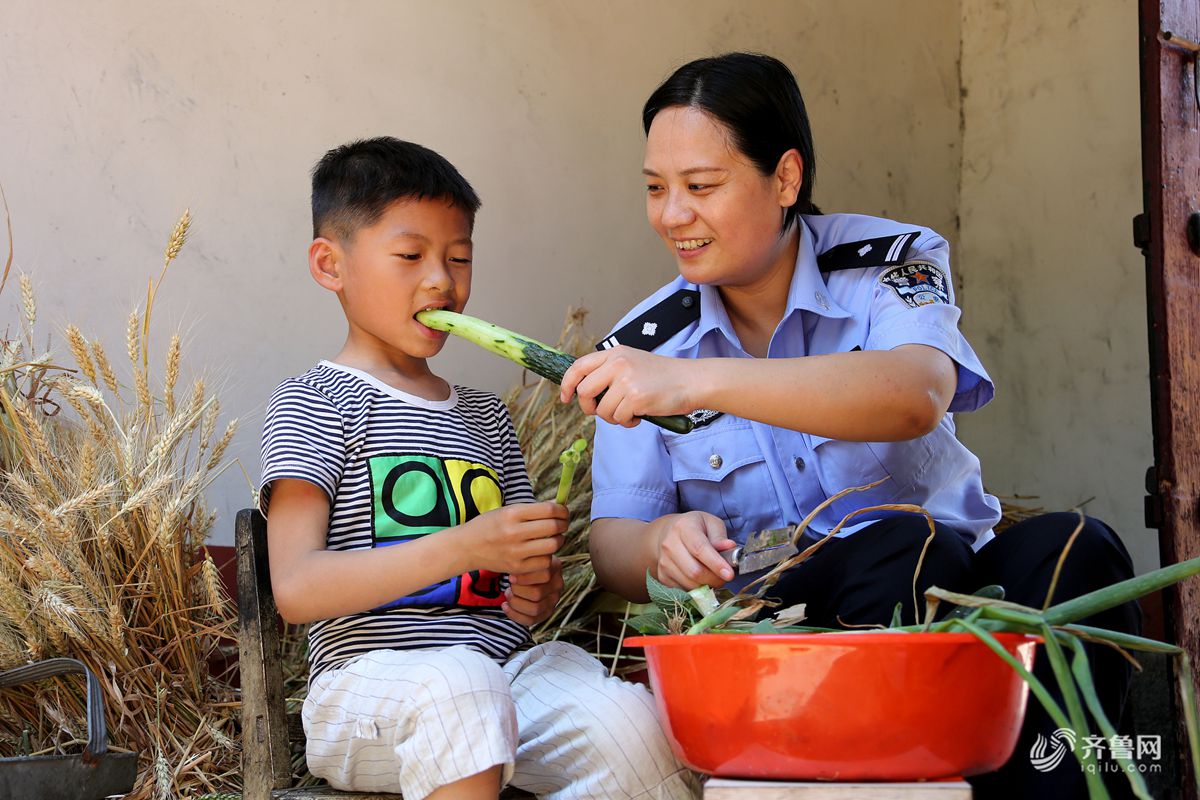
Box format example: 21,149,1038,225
415,309,694,435
555,438,588,505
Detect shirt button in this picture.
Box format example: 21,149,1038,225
814,292,830,310
709,454,723,470
794,456,806,471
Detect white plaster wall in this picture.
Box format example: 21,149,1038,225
955,0,1156,572
2,0,962,545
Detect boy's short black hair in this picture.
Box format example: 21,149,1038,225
311,137,481,241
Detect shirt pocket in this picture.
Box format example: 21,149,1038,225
802,433,914,526
664,421,773,534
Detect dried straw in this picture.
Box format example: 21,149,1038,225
0,216,240,799
0,182,12,296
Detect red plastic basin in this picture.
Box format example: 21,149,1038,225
626,632,1038,781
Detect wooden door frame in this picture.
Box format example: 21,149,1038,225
1138,0,1200,794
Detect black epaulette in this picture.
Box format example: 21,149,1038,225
817,231,921,272
596,288,722,430
595,289,700,353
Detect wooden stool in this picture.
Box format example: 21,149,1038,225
703,778,972,799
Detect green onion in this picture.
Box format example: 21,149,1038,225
555,438,587,505
1043,555,1200,626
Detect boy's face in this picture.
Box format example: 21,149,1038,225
313,197,473,364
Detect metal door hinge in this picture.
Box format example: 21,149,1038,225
1133,213,1150,253
1145,465,1163,529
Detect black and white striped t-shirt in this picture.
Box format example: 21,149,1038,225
259,361,535,680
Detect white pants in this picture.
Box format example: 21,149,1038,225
302,640,701,800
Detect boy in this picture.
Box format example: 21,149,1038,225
259,137,699,800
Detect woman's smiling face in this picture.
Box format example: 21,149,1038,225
643,106,800,288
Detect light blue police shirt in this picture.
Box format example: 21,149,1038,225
590,213,1002,589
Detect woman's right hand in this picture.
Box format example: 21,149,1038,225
560,345,700,427
461,501,567,575
649,510,738,589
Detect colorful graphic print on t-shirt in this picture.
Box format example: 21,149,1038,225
368,453,505,609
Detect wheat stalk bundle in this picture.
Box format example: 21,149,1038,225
0,210,241,799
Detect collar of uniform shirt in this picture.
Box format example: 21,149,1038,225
675,220,851,353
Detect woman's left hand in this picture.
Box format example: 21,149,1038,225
561,345,698,427
503,556,565,626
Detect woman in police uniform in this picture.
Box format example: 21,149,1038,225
559,53,1139,800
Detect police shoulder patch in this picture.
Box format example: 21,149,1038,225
879,261,951,308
